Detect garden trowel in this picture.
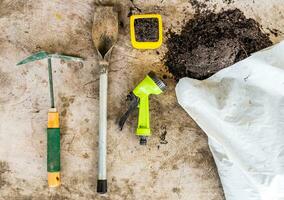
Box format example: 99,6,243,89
92,6,118,194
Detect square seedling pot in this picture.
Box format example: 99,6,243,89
130,14,163,49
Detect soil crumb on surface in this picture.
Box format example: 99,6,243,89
164,9,272,80
0,161,10,188
134,18,159,42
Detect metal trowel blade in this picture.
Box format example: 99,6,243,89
92,6,118,58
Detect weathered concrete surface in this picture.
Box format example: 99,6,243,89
0,0,283,199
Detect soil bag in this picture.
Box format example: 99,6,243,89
176,41,284,200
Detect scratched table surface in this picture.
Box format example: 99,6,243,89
0,0,283,199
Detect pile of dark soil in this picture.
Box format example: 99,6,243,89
164,9,272,80
134,18,159,42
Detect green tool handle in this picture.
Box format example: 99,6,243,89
136,96,151,136
47,128,60,172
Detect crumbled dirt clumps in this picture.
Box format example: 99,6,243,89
164,9,273,80
0,161,10,188
134,18,159,42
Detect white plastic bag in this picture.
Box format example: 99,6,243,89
176,41,284,200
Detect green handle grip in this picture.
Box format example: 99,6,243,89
136,96,150,136
47,128,60,172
